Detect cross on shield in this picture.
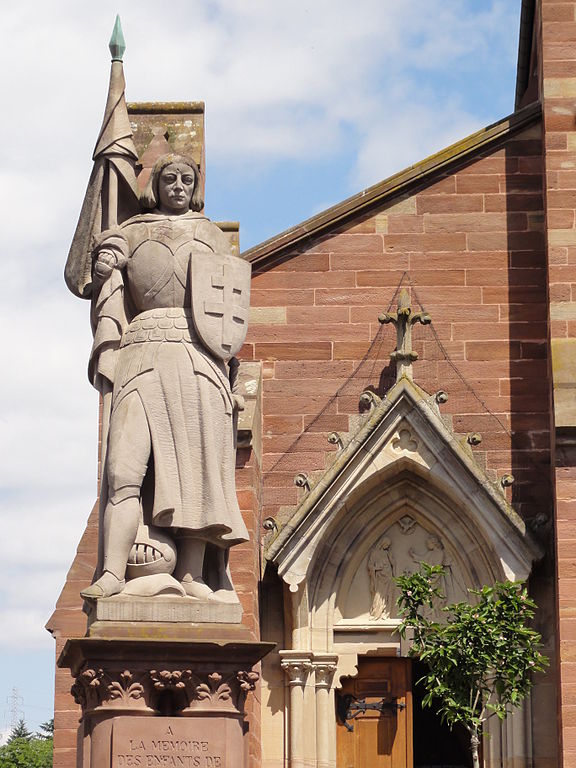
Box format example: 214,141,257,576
190,251,251,360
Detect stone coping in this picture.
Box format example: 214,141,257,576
58,636,276,675
127,101,204,114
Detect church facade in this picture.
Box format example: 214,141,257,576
48,1,576,766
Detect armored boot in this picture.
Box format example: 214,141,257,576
80,497,140,599
174,536,213,599
210,546,240,604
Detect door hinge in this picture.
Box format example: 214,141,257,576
336,692,405,732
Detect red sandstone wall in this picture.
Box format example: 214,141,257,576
245,121,557,766
539,2,576,766
245,124,550,532
232,438,263,766
48,503,98,768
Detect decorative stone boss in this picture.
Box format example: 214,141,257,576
77,153,251,604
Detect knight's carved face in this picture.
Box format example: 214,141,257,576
157,162,196,215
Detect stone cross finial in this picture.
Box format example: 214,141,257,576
378,288,431,381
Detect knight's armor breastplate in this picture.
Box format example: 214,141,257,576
125,219,213,314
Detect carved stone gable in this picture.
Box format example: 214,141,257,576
266,377,542,592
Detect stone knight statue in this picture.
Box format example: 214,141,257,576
64,18,250,604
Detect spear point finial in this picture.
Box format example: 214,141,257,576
109,15,126,62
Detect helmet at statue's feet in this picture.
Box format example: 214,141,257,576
126,524,177,579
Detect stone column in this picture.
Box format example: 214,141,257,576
485,700,530,768
312,655,338,768
280,651,313,768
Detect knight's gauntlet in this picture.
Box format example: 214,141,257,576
94,249,118,279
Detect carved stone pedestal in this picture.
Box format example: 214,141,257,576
59,638,273,768
87,595,243,629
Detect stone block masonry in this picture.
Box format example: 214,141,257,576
246,123,550,537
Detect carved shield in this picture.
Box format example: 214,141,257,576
190,251,251,360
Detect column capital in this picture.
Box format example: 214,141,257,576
312,654,338,690
279,650,313,687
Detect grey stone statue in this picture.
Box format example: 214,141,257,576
367,537,396,620
80,154,250,602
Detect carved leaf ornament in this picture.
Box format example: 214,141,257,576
196,671,232,703
71,668,105,708
237,670,259,692
149,669,191,690
108,670,145,701
70,664,259,714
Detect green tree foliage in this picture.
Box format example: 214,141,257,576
7,721,32,743
36,720,54,740
395,564,548,768
0,719,52,768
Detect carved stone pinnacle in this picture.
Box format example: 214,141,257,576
379,288,431,382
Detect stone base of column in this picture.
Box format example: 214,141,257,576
58,636,274,768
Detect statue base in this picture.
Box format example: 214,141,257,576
87,594,243,626
58,637,274,768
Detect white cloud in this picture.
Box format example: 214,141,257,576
0,608,56,651
353,100,483,190
0,1,519,175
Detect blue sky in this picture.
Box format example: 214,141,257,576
0,0,522,737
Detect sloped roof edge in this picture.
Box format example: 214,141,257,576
243,102,541,268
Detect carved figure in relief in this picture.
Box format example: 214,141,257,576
80,154,250,601
409,534,445,569
409,534,465,605
367,537,397,620
398,514,416,535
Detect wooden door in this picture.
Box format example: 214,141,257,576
336,657,412,768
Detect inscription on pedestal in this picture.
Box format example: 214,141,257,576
113,718,226,768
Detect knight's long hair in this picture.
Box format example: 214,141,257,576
140,154,204,212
